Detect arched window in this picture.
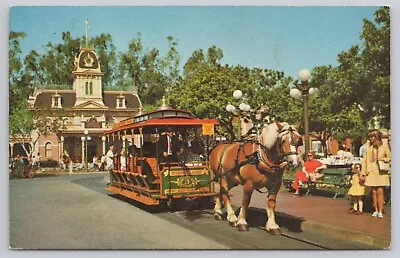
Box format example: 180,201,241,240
45,142,52,158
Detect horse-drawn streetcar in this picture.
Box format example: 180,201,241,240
104,106,218,208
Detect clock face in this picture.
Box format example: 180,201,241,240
78,51,99,69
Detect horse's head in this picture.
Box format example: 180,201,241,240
260,122,301,167
275,122,302,167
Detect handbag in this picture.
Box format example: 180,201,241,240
378,160,390,172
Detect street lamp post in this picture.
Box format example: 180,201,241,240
226,90,251,141
290,69,316,154
81,130,91,172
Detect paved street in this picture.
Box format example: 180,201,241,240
9,173,374,250
10,174,227,249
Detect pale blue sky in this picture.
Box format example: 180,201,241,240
9,6,379,78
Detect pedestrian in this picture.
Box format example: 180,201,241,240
292,151,327,195
12,155,21,174
31,155,37,170
68,157,73,174
92,155,99,170
359,137,368,158
344,148,354,159
106,145,115,171
62,150,70,170
100,154,106,171
336,145,346,159
362,129,391,218
347,163,367,215
37,153,41,169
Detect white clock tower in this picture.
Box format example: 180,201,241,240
72,48,106,107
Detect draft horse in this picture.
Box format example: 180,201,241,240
209,122,301,234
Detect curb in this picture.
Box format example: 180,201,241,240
274,211,391,249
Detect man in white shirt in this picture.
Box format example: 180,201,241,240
359,138,368,158
106,145,115,171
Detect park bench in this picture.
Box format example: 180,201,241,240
282,164,352,199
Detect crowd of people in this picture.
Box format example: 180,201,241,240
291,128,391,219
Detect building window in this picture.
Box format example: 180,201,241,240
52,94,61,108
45,142,52,158
116,95,126,108
85,82,88,94
89,82,93,95
85,82,93,95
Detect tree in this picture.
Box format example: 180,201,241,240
335,6,390,129
118,33,181,110
9,100,65,157
90,33,118,88
298,7,390,156
9,31,28,115
168,46,294,140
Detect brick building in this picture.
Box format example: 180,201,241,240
10,47,142,164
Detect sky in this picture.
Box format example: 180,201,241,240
9,5,380,79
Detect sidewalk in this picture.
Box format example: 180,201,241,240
228,186,391,249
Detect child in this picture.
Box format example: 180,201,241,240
347,163,366,215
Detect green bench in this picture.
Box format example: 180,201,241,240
282,164,352,199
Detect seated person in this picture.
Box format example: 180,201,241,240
136,158,156,184
292,151,327,195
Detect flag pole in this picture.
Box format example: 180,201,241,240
85,19,88,47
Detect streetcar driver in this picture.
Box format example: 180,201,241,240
159,127,179,166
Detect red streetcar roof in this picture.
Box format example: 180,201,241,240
104,108,218,135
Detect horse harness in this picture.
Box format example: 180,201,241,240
214,126,298,193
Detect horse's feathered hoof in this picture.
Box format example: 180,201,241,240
267,228,281,235
214,213,223,221
238,224,249,231
229,221,237,227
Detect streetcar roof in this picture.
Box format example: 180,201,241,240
104,108,218,135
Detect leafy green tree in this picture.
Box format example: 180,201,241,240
118,33,181,110
10,101,65,157
169,46,294,140
90,33,118,88
335,6,390,129
9,31,28,114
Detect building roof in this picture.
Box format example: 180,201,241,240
30,89,141,110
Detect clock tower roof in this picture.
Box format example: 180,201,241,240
72,47,102,76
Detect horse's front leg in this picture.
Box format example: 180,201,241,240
237,180,253,231
265,194,281,235
220,177,238,226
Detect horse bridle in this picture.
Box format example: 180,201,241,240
276,127,299,158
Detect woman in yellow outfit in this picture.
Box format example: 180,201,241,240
362,129,391,218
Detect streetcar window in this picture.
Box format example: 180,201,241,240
163,111,176,117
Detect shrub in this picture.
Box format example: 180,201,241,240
40,159,59,168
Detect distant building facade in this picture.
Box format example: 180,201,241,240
10,47,142,163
